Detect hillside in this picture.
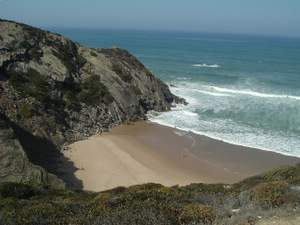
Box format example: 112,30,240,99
0,19,183,188
0,164,299,225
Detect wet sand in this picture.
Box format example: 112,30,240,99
64,122,300,192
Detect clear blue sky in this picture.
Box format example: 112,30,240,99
1,0,300,37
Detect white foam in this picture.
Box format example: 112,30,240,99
176,77,192,80
193,89,233,97
148,81,300,158
206,86,300,100
182,111,198,117
192,64,220,68
149,117,300,158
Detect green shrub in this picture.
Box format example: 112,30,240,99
179,204,216,225
0,183,38,199
112,63,132,83
9,68,49,102
252,181,288,207
63,90,80,110
235,164,300,192
51,41,86,73
78,75,113,105
9,71,28,93
19,103,34,118
90,51,97,57
112,63,123,75
263,164,300,185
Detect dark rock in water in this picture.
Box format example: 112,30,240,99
0,19,184,188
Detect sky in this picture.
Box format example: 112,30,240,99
0,0,300,37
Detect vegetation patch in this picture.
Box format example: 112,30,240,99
179,204,216,225
262,164,300,185
78,75,114,105
9,68,50,102
90,51,98,57
0,164,299,225
112,63,133,83
234,164,300,192
252,181,289,207
19,103,34,119
0,183,39,199
51,41,86,74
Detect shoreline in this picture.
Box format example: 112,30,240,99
64,121,300,192
150,119,300,159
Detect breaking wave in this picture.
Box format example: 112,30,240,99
205,86,300,100
192,64,220,68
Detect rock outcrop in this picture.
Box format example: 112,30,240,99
0,19,184,188
0,114,65,188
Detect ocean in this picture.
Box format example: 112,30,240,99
50,28,300,157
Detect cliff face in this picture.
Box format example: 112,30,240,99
0,19,183,187
0,114,65,188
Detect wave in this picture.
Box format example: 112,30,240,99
176,77,192,80
205,86,300,100
182,110,198,117
149,117,300,158
171,85,232,97
193,89,233,97
192,64,220,68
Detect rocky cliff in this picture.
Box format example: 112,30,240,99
0,114,65,189
0,19,183,188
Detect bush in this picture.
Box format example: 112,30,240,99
112,63,132,83
19,103,34,118
49,39,86,73
0,183,38,199
78,75,113,105
263,164,300,185
9,68,49,102
252,181,288,207
112,63,123,75
179,204,216,225
63,90,81,110
90,51,97,57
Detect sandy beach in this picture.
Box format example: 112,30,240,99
64,122,300,192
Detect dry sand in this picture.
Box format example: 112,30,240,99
64,122,300,192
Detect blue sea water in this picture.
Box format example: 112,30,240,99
50,28,300,157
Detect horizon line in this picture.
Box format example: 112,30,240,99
42,26,300,40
